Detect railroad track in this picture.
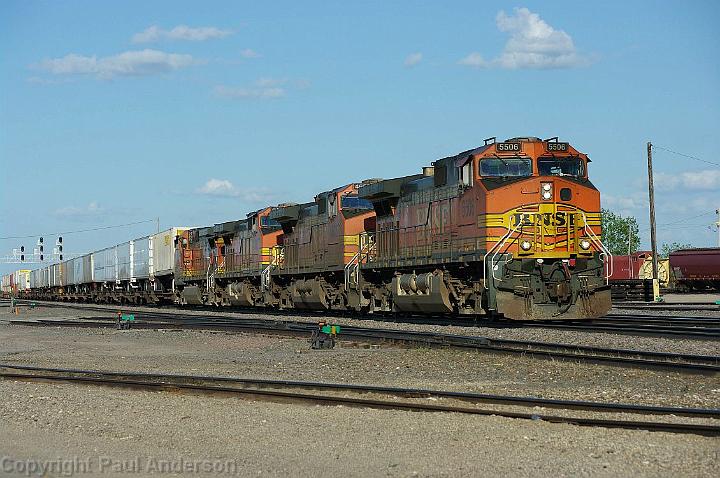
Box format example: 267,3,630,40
7,311,720,374
518,316,720,339
614,303,720,312
1,363,718,437
6,299,720,339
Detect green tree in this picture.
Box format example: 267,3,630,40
600,209,641,255
660,242,694,257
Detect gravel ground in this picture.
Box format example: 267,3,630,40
1,310,719,476
1,380,718,478
1,321,718,408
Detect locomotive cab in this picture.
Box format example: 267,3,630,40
470,137,611,319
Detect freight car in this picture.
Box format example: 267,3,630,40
11,136,613,320
669,248,720,291
6,228,189,304
608,252,669,301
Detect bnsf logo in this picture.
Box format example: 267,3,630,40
512,212,576,227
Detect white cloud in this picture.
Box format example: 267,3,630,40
55,201,103,217
655,170,720,191
403,52,423,67
132,25,233,43
36,49,197,79
198,179,236,196
603,193,646,212
255,77,286,87
458,52,488,68
197,179,273,202
240,48,260,58
213,78,287,99
459,7,589,69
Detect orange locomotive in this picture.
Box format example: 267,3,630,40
171,136,611,320
357,136,611,319
175,207,283,306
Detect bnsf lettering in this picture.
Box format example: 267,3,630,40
547,142,569,152
512,212,575,227
497,143,520,152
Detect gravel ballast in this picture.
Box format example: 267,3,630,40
1,304,718,476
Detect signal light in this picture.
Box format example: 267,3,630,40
59,254,63,260
40,254,44,261
20,246,24,253
59,245,63,252
40,245,44,253
39,237,43,244
58,236,63,243
21,254,25,261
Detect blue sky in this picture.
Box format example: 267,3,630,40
1,1,719,274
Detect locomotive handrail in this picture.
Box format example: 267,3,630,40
580,211,613,282
483,220,522,286
261,246,284,291
344,232,375,291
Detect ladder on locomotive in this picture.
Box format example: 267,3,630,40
261,247,284,291
344,232,376,291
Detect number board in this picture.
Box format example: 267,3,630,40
547,142,569,152
496,142,521,152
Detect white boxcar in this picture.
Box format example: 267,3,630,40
1,274,10,293
15,270,30,290
61,258,75,286
151,227,188,277
81,254,94,284
117,241,132,281
29,269,39,289
49,263,59,287
94,247,118,283
132,236,151,279
72,257,84,285
40,266,50,288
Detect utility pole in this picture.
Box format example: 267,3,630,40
157,217,160,234
647,142,660,301
627,224,633,279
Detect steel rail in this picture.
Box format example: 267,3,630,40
10,315,720,374
8,299,720,340
1,364,718,436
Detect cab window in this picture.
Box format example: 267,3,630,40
479,157,533,177
341,195,373,210
537,157,585,177
459,161,473,186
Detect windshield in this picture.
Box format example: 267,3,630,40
537,157,585,177
479,157,533,177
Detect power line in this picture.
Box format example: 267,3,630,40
652,145,720,168
656,211,716,227
0,219,157,241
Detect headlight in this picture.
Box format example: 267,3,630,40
542,183,552,192
520,240,532,251
542,190,552,200
579,239,591,250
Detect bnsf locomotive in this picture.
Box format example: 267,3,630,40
6,137,612,320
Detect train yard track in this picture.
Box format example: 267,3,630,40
5,299,720,340
5,309,719,374
1,363,718,437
